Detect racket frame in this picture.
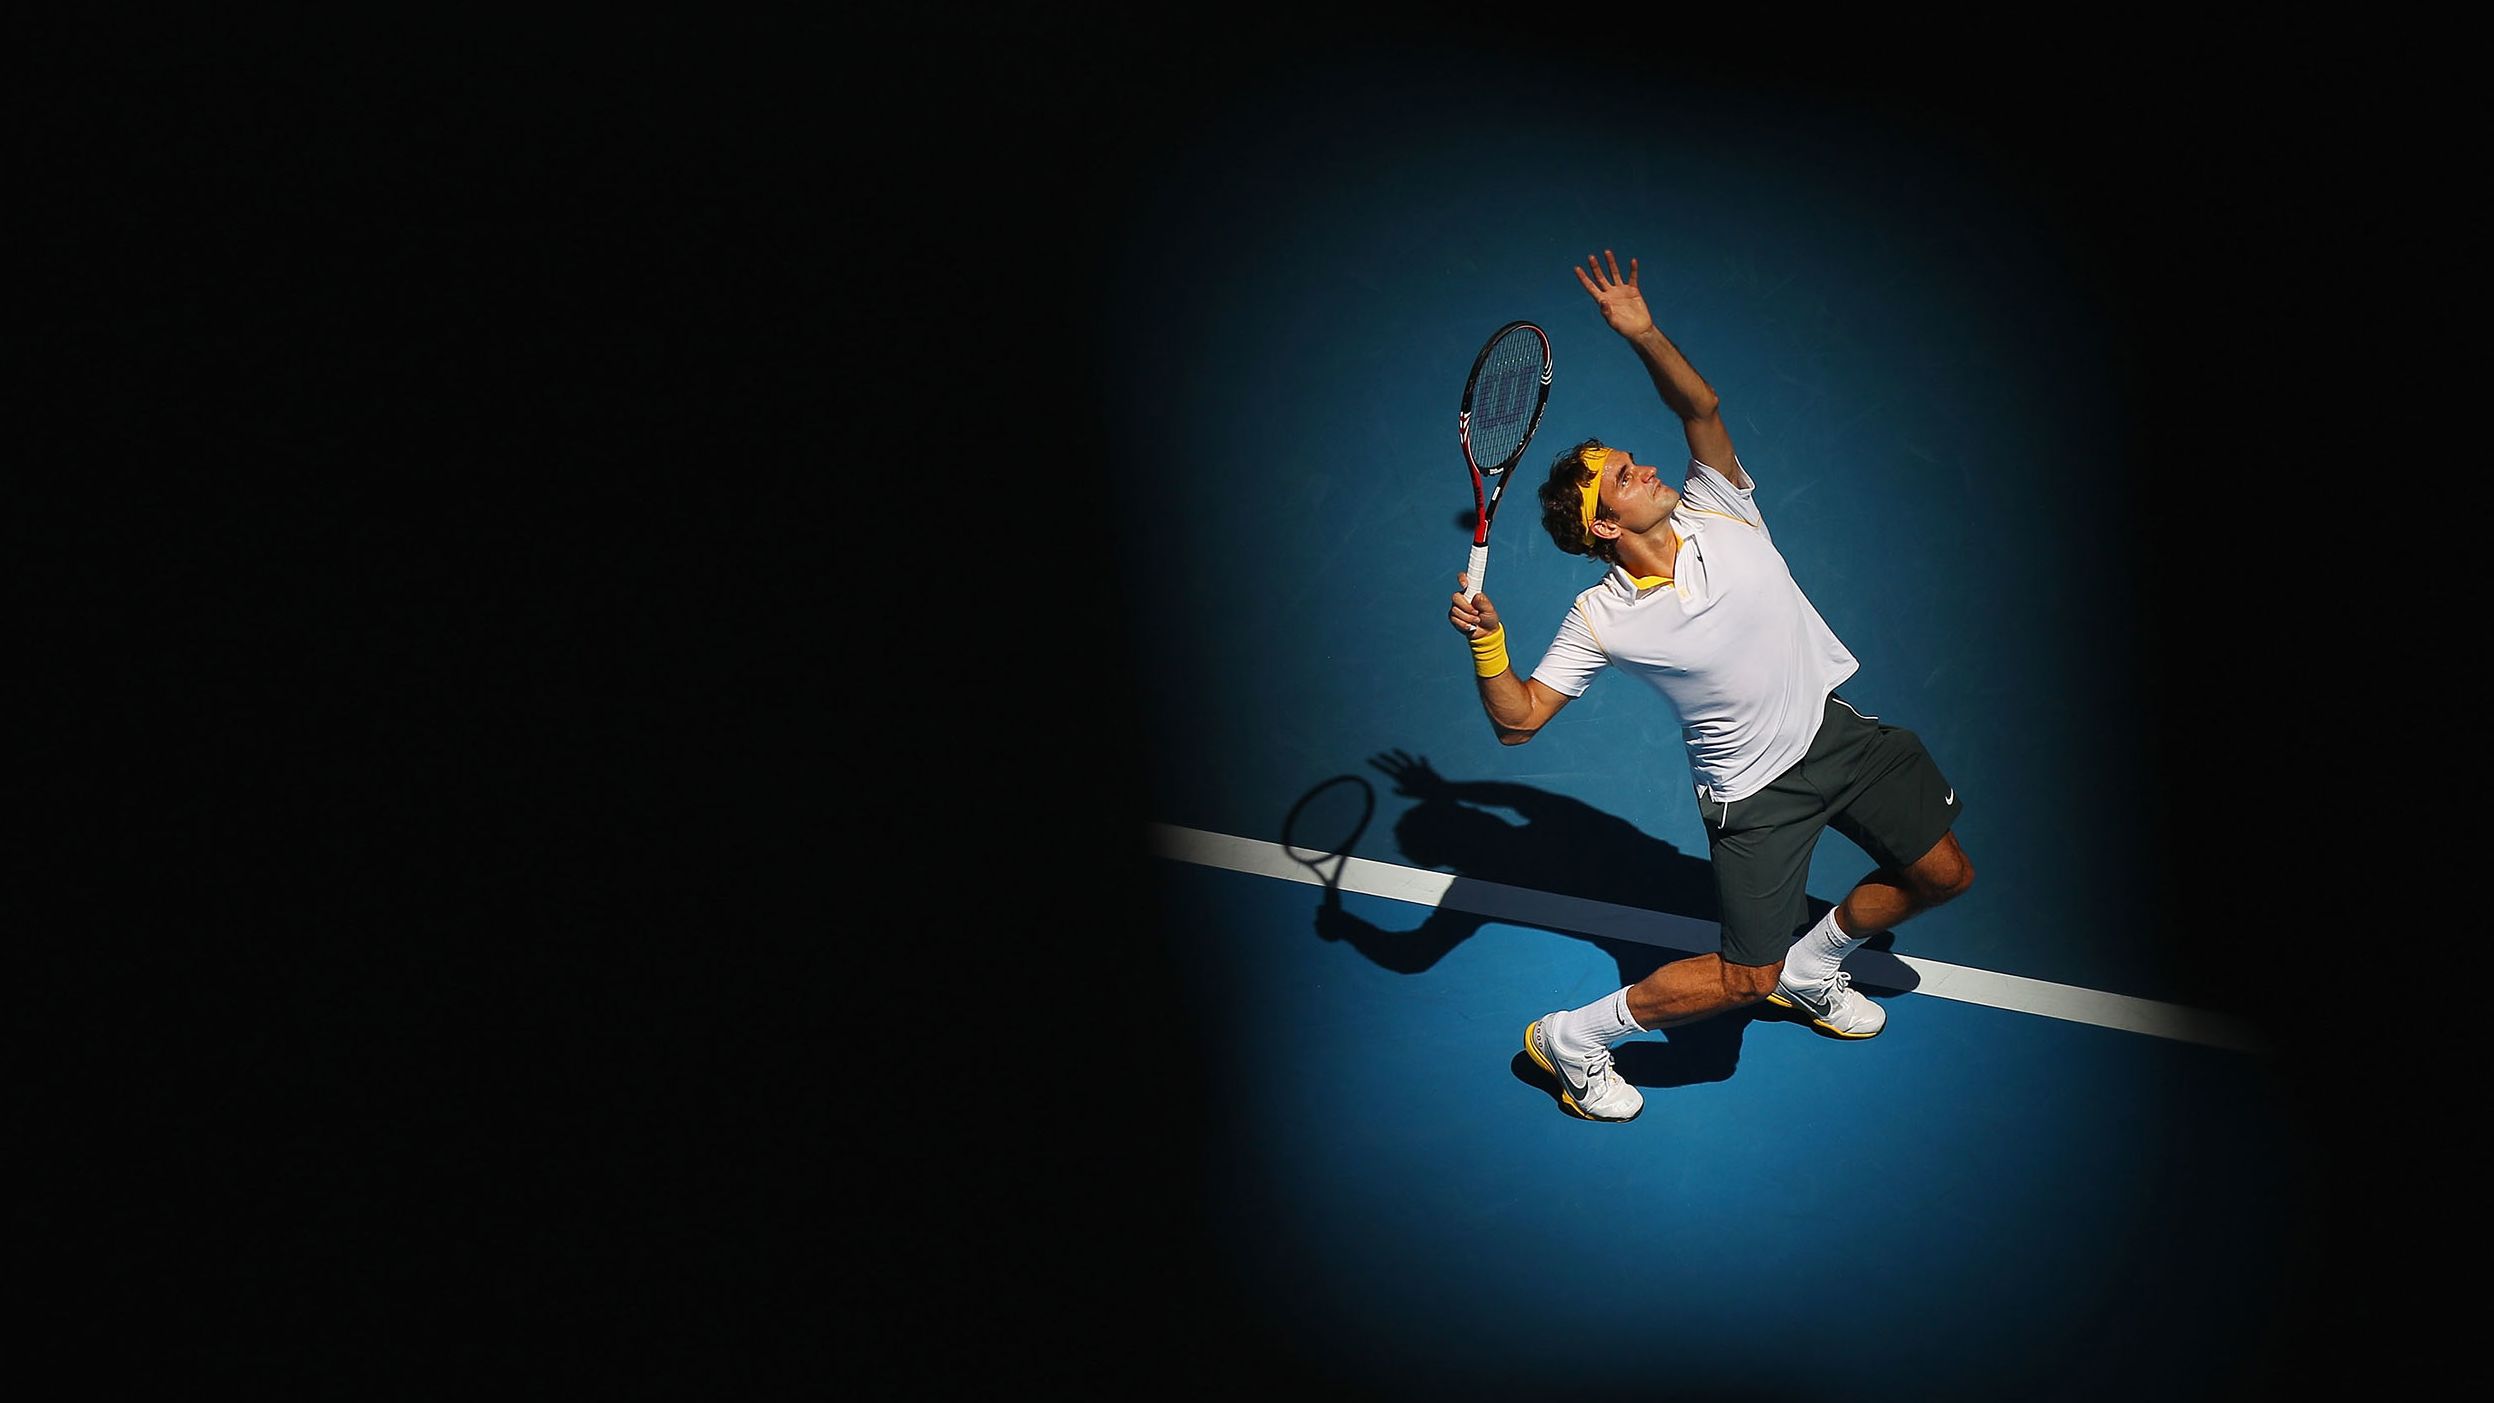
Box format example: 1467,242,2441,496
1456,320,1552,600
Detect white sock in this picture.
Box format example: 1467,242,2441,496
1553,987,1645,1057
1781,904,1867,987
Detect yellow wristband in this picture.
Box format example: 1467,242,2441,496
1468,625,1510,678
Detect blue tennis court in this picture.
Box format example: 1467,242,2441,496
991,32,2367,1402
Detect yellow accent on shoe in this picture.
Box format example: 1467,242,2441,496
1523,1019,1588,1117
1523,1017,1642,1120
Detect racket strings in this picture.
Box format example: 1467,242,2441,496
1466,331,1547,463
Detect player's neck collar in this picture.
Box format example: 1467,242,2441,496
1612,525,1680,592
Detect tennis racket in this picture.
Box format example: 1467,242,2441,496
1457,320,1553,604
1282,773,1376,913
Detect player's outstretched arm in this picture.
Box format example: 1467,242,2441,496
1573,249,1745,487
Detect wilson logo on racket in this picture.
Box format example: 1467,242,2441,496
1475,367,1538,430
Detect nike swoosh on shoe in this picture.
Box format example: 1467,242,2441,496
1767,983,1830,1020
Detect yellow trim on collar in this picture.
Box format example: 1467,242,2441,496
1681,505,1757,528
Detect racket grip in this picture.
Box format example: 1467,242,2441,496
1463,542,1490,603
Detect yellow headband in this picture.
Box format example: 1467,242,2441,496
1578,447,1613,542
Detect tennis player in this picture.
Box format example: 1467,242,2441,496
1450,249,1975,1122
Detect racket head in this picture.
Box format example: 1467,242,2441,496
1282,773,1377,874
1457,320,1553,479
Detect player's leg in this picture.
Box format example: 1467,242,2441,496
1768,696,1965,1037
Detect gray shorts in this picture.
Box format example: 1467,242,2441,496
1698,693,1960,968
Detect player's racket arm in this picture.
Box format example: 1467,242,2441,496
1479,673,1569,743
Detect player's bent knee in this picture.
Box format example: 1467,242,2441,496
1938,849,1974,900
1917,866,1972,905
1722,959,1781,1003
1907,837,1974,905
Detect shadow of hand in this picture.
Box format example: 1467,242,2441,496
1369,748,1449,802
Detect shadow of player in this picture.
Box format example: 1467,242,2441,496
1309,750,1910,1087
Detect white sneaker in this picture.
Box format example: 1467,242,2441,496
1523,1015,1644,1121
1768,969,1887,1038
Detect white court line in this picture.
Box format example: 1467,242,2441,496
1146,822,2270,1056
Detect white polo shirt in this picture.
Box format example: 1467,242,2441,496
1530,457,1859,802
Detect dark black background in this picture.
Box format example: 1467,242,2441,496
23,10,2453,1397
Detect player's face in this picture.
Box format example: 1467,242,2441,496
1596,448,1682,527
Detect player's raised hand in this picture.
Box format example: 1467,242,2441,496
1573,249,1653,340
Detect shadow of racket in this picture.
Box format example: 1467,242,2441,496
1281,773,1377,911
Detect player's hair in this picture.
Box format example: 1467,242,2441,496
1537,438,1619,565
